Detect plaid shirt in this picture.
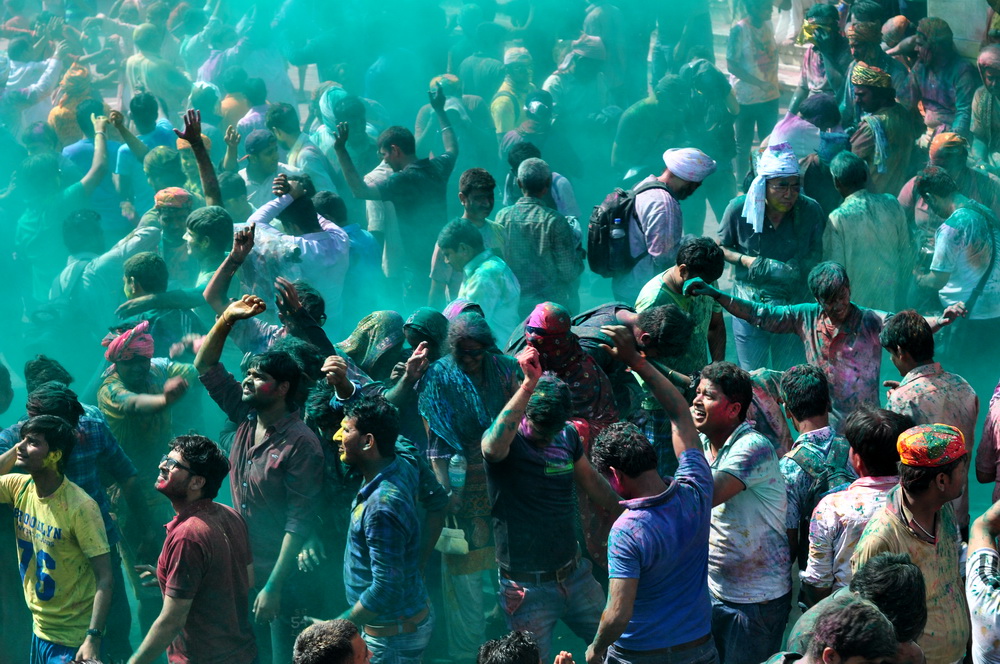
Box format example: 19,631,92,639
496,196,583,315
0,404,136,545
345,458,427,621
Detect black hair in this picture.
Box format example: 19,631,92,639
830,151,868,190
437,218,486,253
313,191,348,225
333,96,366,123
915,166,958,199
292,280,326,323
798,92,840,130
186,206,233,253
459,167,496,196
22,121,57,149
244,78,267,106
507,141,541,169
851,0,887,23
806,2,840,23
219,67,248,95
219,171,248,200
779,364,830,421
189,85,219,114
478,631,540,664
676,235,725,283
850,552,928,643
62,209,104,256
898,456,966,495
636,304,694,358
448,311,495,349
700,362,753,422
270,336,325,381
879,310,934,363
247,350,302,409
293,619,360,664
129,92,160,127
376,126,416,156
75,99,106,138
24,355,74,393
525,373,572,435
808,261,850,303
343,396,399,459
168,434,230,500
304,381,339,436
844,407,913,476
806,598,897,661
22,415,77,473
591,422,657,478
26,382,85,428
124,252,169,294
265,102,301,135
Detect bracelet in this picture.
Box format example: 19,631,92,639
94,131,106,136
439,126,454,133
222,314,232,327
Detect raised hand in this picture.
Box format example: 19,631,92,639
599,324,643,367
517,346,542,388
224,124,241,149
683,277,714,298
272,173,291,198
174,108,203,144
224,294,266,322
274,276,303,316
230,223,255,264
333,121,349,150
108,109,125,129
403,341,430,382
429,81,446,112
162,376,189,404
322,355,351,394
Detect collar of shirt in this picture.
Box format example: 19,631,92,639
165,498,215,534
356,458,402,503
702,420,756,463
900,362,944,387
850,475,898,491
245,409,302,442
815,303,863,341
792,425,834,450
463,249,495,278
885,484,938,542
618,478,677,510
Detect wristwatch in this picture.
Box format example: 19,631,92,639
86,628,104,639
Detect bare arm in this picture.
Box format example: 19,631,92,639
332,122,383,200
110,109,151,163
193,295,266,374
127,595,194,664
481,348,542,463
708,310,726,362
175,109,221,207
79,114,109,196
203,224,255,315
0,446,17,475
574,456,623,514
586,578,638,664
429,84,458,158
76,553,113,661
221,125,240,174
685,278,756,322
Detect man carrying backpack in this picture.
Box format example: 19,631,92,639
599,148,717,303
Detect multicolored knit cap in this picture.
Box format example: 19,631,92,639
897,423,966,467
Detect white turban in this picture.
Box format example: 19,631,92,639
742,143,800,233
662,148,717,183
504,47,532,65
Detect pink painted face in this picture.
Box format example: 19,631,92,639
241,366,283,407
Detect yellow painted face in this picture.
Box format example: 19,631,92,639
42,450,62,471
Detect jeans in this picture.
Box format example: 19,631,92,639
710,592,791,664
735,100,780,180
498,558,605,662
29,635,77,664
250,571,311,664
364,607,435,664
731,316,804,372
105,542,133,661
606,638,719,664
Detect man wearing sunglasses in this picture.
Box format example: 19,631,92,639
129,435,257,664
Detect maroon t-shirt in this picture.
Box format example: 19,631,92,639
157,499,257,663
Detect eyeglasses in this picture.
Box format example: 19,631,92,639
160,455,192,473
454,347,487,358
767,181,801,194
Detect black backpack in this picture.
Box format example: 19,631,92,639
587,180,669,277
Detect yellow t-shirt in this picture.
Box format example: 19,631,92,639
0,474,109,647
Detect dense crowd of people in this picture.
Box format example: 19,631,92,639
4,0,1000,664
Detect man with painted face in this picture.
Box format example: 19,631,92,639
0,415,112,664
335,395,434,664
901,17,978,143
229,129,301,209
788,4,852,115
717,142,826,371
687,261,963,423
128,434,256,664
972,44,1000,173
482,347,623,663
194,294,324,664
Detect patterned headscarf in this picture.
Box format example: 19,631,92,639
102,320,155,369
742,143,800,233
524,302,618,430
443,298,484,321
405,307,449,350
850,61,893,89
917,17,953,45
897,423,967,467
336,311,405,381
846,21,881,45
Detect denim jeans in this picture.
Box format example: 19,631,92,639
606,638,719,664
498,558,605,663
364,607,435,664
731,316,804,372
735,100,780,179
710,592,791,664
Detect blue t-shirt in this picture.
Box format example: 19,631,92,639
115,119,176,215
607,448,714,650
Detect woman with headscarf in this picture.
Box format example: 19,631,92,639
418,312,519,664
973,44,1000,173
719,142,826,371
335,311,405,383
